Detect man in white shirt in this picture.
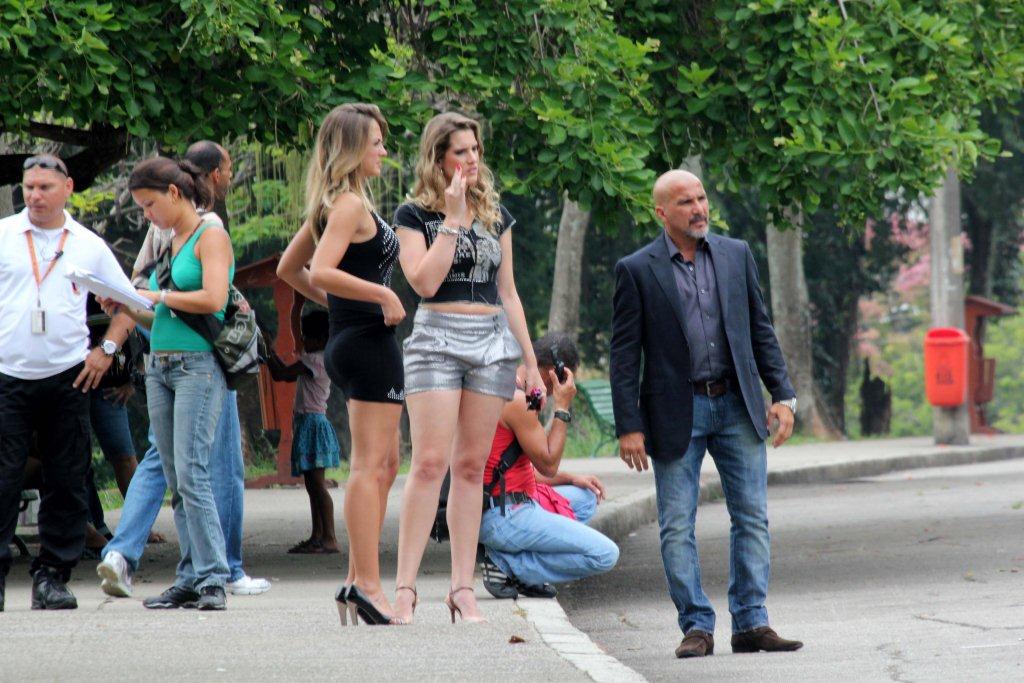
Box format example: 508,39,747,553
0,154,136,612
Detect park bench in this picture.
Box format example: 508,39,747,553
576,379,618,458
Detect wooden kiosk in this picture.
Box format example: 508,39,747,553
964,295,1016,435
234,254,307,488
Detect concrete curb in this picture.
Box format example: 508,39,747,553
517,598,646,682
588,443,1024,543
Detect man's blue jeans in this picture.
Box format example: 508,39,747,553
103,389,246,582
144,352,228,590
480,485,619,585
652,390,770,636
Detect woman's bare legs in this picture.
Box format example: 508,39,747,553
446,390,507,621
345,399,403,614
380,433,400,526
345,434,397,585
393,390,461,622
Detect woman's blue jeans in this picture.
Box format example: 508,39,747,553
103,389,246,581
652,390,771,636
145,352,229,590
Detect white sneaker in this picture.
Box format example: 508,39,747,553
226,574,271,595
96,551,133,598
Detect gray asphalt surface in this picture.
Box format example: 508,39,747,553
559,458,1024,681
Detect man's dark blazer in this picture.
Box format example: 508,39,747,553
609,231,795,461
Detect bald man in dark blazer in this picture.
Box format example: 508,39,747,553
610,170,803,658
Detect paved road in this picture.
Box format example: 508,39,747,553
560,458,1024,681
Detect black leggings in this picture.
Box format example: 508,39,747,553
325,320,404,404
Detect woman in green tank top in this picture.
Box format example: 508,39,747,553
116,156,236,610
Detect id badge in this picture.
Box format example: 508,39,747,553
31,308,46,335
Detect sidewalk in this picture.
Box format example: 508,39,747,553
2,435,1023,681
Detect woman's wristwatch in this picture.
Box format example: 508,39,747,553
553,409,572,423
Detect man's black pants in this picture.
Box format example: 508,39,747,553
0,364,91,580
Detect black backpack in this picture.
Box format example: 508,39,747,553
429,440,525,543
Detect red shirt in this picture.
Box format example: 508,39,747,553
483,422,537,499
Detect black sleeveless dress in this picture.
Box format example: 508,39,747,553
324,211,404,404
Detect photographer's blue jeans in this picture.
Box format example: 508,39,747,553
145,352,229,590
480,485,618,585
104,391,246,581
652,390,770,636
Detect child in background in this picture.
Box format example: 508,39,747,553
268,309,341,554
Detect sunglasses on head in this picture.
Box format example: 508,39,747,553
23,156,68,176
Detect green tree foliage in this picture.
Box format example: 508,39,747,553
669,0,1024,225
0,0,382,185
963,103,1024,305
983,306,1024,433
373,0,660,214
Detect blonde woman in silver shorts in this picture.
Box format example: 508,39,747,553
392,112,544,623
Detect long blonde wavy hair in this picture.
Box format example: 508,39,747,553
304,103,388,242
410,112,501,232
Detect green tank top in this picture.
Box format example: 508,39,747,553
148,224,236,352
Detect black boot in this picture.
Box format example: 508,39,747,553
31,566,78,610
1,572,6,612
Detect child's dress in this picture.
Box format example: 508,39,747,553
290,350,341,476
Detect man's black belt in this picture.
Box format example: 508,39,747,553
484,491,531,511
693,376,734,398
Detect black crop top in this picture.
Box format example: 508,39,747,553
327,211,399,327
393,202,515,306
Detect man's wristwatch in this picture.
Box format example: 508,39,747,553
101,339,119,356
777,397,797,413
553,409,572,424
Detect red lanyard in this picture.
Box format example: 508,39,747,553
25,229,69,304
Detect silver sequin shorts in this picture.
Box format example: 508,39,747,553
402,308,521,399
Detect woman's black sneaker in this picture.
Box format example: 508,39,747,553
143,585,200,609
197,585,226,611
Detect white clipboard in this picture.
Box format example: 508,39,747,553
65,267,154,310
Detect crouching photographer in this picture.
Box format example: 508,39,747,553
477,333,619,599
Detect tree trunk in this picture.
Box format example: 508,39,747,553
929,167,970,445
816,293,859,434
766,207,839,438
963,193,993,297
547,194,590,338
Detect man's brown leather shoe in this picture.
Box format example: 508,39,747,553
675,630,714,658
731,626,803,653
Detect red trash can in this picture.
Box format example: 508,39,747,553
923,327,970,407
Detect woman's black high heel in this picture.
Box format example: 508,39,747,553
334,584,350,626
347,585,401,626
